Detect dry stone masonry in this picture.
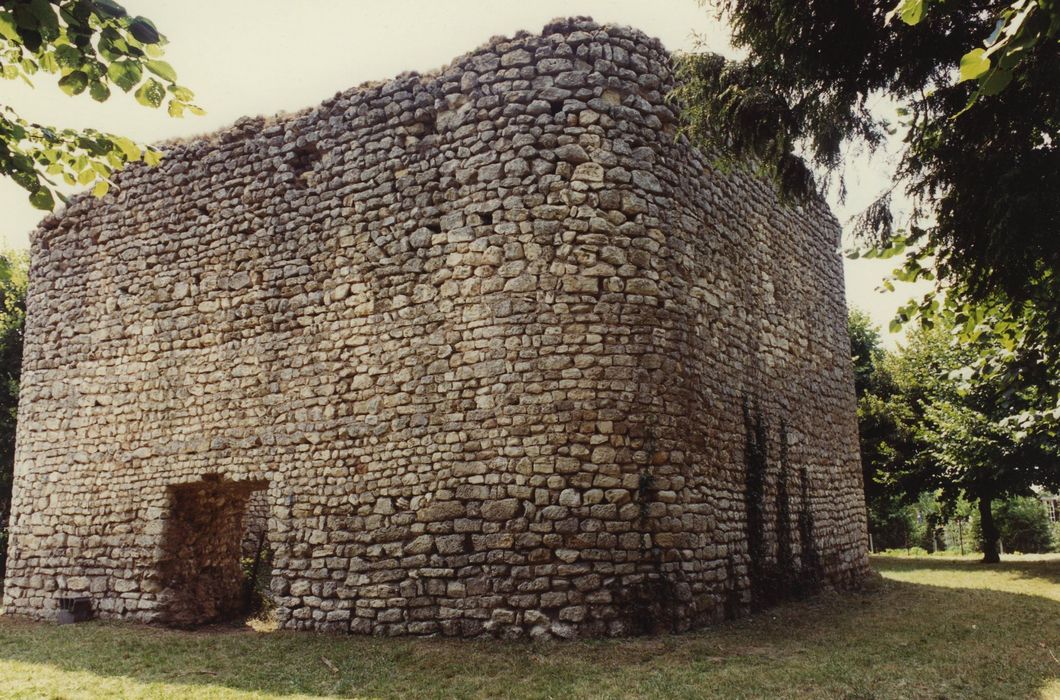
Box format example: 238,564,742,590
3,17,869,638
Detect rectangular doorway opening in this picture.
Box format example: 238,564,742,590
155,475,269,628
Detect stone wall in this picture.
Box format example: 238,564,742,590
2,17,869,638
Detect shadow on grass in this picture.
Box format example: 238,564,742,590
872,552,1060,587
0,562,1057,699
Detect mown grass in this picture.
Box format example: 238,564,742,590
0,554,1057,699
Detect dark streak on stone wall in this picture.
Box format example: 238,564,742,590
2,17,869,639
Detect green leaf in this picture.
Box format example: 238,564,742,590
112,135,140,160
135,77,166,107
167,100,184,118
168,84,195,101
145,59,177,82
887,0,924,26
29,187,55,210
92,0,127,18
899,0,924,25
89,80,111,102
0,12,20,42
38,51,59,73
58,71,89,96
959,49,991,82
879,241,906,259
27,0,59,42
55,44,82,69
128,17,161,44
980,68,1013,96
78,168,97,185
107,59,142,92
143,149,163,166
92,180,110,197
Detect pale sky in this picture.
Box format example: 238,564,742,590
0,0,928,345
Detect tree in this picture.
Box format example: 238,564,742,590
681,2,1060,555
992,496,1054,553
676,0,1058,307
676,2,1059,456
847,307,1058,561
848,310,920,549
0,0,200,210
0,252,26,583
886,319,1059,562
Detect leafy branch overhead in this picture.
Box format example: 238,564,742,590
0,0,202,209
677,1,1058,448
676,0,1058,310
890,0,1057,110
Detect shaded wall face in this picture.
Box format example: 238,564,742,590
3,17,868,637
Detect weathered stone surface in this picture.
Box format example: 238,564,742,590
481,499,522,522
3,16,868,640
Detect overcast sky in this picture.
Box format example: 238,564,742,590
0,0,927,345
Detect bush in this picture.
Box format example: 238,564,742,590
868,504,916,551
997,498,1054,553
971,497,1054,554
878,546,930,556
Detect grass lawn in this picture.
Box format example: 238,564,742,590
0,554,1056,699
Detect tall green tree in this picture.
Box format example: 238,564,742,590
848,309,920,549
848,307,1058,560
676,2,1058,448
0,252,26,583
1,0,200,210
680,2,1060,544
676,0,1058,306
885,319,1059,562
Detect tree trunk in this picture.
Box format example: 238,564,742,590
979,497,1000,564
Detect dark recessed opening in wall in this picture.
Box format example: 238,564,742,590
154,475,270,628
289,143,321,189
240,488,273,618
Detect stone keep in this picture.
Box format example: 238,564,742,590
3,18,869,638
